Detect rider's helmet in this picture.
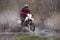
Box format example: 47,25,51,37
24,4,29,7
24,4,29,8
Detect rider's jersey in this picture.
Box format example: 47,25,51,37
19,7,31,20
19,7,30,14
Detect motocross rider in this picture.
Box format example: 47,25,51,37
19,4,31,25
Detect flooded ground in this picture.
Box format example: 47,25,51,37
0,32,60,40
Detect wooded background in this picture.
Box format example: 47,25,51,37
0,0,60,32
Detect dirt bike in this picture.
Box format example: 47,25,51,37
17,14,35,32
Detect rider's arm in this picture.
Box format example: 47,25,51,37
28,9,31,14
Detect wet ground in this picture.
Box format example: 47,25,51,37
22,26,60,37
0,32,60,40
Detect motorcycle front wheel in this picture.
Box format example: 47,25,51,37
28,23,35,32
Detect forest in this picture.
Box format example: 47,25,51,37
0,0,60,40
